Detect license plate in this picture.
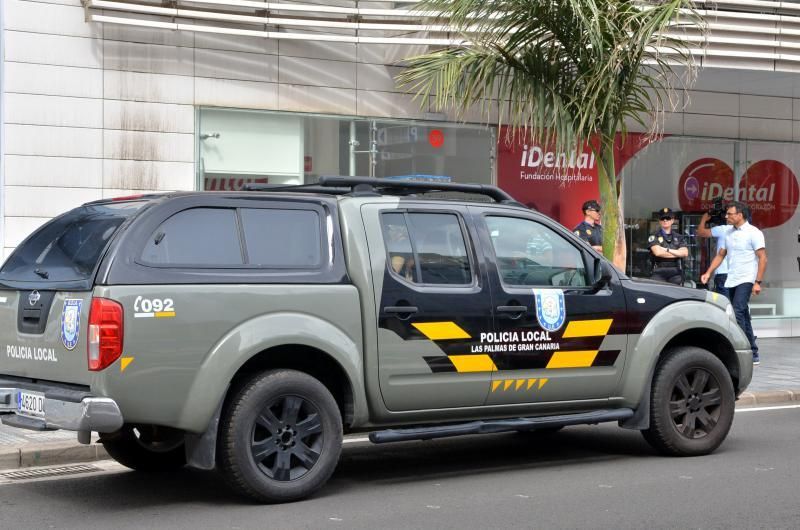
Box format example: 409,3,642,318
17,391,45,418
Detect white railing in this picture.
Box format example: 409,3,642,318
81,0,800,69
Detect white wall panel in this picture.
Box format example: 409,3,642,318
104,40,194,76
740,95,793,120
280,40,355,62
104,100,195,134
4,217,50,248
5,31,102,69
103,70,194,104
194,32,276,55
104,130,195,162
4,0,99,38
195,49,277,83
357,63,404,92
3,186,101,217
103,160,195,191
684,114,739,138
5,155,103,188
740,117,793,141
103,19,195,48
4,62,103,98
357,90,429,119
5,124,103,158
685,91,740,116
5,93,102,128
194,77,278,110
279,85,356,115
279,56,356,89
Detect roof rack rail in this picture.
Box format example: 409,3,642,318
242,176,527,208
316,176,522,205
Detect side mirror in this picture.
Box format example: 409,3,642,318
592,258,612,288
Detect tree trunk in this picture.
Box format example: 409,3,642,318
597,140,627,272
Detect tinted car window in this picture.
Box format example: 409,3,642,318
486,216,587,287
142,208,243,266
241,208,321,268
381,212,471,285
0,201,146,283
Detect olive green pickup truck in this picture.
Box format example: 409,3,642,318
0,177,752,503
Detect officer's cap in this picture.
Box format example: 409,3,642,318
582,200,601,212
659,207,674,220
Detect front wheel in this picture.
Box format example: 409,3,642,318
218,369,343,503
642,346,735,456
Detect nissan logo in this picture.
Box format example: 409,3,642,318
28,290,41,306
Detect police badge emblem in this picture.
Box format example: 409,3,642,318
658,236,664,243
648,235,655,242
533,289,566,332
61,299,82,351
586,229,592,235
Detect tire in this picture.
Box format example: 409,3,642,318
642,346,735,456
218,369,343,503
101,425,186,472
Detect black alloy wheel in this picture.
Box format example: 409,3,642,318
218,369,343,503
250,395,324,481
642,346,735,456
668,367,722,439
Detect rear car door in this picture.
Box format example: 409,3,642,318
362,203,495,411
470,207,629,406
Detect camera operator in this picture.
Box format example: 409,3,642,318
696,198,732,298
647,207,688,284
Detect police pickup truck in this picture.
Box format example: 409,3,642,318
0,177,752,503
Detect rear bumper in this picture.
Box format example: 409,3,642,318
0,380,123,433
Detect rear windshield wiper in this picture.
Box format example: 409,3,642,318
33,268,49,279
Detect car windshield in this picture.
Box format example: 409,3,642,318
0,201,147,283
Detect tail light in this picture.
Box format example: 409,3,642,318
88,298,124,371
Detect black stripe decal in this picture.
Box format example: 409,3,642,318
423,356,457,373
592,350,621,367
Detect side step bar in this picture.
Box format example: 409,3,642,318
369,408,634,444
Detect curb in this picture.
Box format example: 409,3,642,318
1,389,799,472
737,388,800,406
0,440,108,471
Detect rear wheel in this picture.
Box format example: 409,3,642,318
218,369,343,503
101,425,186,471
642,346,735,456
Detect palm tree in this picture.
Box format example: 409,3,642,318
397,0,703,270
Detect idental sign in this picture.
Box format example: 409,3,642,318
678,157,799,229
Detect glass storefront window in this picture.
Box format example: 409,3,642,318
197,108,495,191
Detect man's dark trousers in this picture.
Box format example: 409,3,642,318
728,282,758,358
714,273,730,300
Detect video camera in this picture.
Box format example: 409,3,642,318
707,197,726,226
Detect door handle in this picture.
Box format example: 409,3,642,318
497,305,527,320
384,306,419,319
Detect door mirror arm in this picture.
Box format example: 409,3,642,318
591,258,613,292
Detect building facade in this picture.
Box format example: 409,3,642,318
3,0,800,335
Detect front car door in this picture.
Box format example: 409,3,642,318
470,207,629,407
362,203,495,411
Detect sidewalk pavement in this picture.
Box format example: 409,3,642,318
1,338,798,471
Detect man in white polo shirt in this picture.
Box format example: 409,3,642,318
701,201,768,365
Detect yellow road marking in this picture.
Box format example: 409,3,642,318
155,311,176,318
546,351,598,369
448,354,497,373
412,321,471,340
562,319,613,338
120,357,134,372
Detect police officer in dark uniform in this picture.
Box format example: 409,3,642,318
573,200,603,252
648,207,688,285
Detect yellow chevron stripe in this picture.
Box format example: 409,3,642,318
527,378,537,390
492,380,502,392
504,379,514,391
546,350,599,369
515,379,525,391
539,378,549,389
412,322,471,340
562,319,613,338
448,354,497,373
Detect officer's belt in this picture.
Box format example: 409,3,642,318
652,261,681,269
